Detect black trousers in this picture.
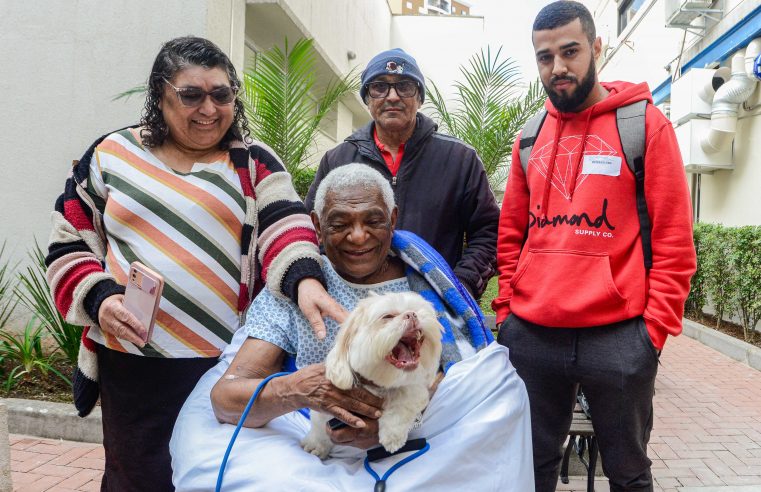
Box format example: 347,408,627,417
97,346,219,492
498,314,659,492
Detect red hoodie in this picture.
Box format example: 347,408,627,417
492,81,696,349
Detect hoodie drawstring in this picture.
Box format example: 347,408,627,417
540,108,596,218
567,109,594,196
540,115,564,218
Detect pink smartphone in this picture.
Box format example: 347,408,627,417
123,262,164,343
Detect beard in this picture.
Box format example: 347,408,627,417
543,59,597,112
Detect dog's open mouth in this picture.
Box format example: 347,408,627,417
385,325,423,371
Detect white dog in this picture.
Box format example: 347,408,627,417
301,291,443,459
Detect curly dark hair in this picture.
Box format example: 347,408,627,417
140,36,250,149
533,1,596,46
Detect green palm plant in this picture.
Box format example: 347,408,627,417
0,320,71,391
244,38,359,195
112,84,147,102
0,242,18,330
15,242,82,365
426,46,546,189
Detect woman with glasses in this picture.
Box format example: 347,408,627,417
46,36,344,491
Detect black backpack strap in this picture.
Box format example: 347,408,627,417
518,110,548,176
616,100,652,269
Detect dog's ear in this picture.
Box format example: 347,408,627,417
325,316,358,390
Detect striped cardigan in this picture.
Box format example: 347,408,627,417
46,127,324,416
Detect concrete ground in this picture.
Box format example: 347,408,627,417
7,333,761,491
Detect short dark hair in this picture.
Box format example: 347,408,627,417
533,1,596,45
140,36,250,148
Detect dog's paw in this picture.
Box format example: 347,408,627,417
379,429,408,454
301,437,331,460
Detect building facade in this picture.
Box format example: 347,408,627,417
587,0,761,226
389,0,471,16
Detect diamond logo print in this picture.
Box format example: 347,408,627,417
528,135,618,200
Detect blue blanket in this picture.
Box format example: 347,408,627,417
392,230,493,370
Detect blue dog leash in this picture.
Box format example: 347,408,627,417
216,371,291,492
216,373,430,492
364,439,431,492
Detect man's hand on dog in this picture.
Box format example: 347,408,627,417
327,417,380,449
290,364,384,429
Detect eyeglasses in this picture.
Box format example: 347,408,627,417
163,79,238,107
365,80,419,99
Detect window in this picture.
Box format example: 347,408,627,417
618,0,646,35
406,1,413,9
427,0,451,14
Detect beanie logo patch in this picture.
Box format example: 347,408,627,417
385,61,404,74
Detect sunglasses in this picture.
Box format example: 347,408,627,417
163,79,238,107
365,80,419,99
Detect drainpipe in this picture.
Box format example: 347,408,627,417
698,66,731,104
700,44,759,154
744,38,761,79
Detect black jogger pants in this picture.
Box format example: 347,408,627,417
498,314,659,492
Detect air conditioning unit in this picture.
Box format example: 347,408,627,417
665,0,713,27
674,119,733,173
670,68,715,125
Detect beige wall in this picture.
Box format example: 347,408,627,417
451,1,471,16
0,0,244,265
587,0,761,226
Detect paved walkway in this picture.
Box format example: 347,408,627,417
7,334,761,491
557,333,761,492
9,436,102,491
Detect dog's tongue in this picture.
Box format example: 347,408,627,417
392,341,415,363
386,328,422,370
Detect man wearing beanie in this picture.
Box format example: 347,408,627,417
306,48,499,299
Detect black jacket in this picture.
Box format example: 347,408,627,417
305,113,499,298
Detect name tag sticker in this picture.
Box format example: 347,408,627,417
582,155,622,176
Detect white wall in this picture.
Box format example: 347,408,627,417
0,0,244,266
244,0,394,167
281,0,393,77
0,0,492,271
698,109,761,226
391,14,485,106
243,1,487,166
590,0,683,87
470,0,556,83
207,0,248,72
588,0,761,226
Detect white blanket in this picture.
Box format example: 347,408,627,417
170,334,534,491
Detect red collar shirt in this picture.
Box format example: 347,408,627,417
373,128,405,177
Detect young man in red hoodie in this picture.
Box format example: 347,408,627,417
493,2,696,491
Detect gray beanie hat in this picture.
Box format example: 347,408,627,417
360,48,425,103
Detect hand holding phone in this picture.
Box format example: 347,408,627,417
123,262,164,343
327,417,349,431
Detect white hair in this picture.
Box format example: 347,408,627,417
313,164,396,220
